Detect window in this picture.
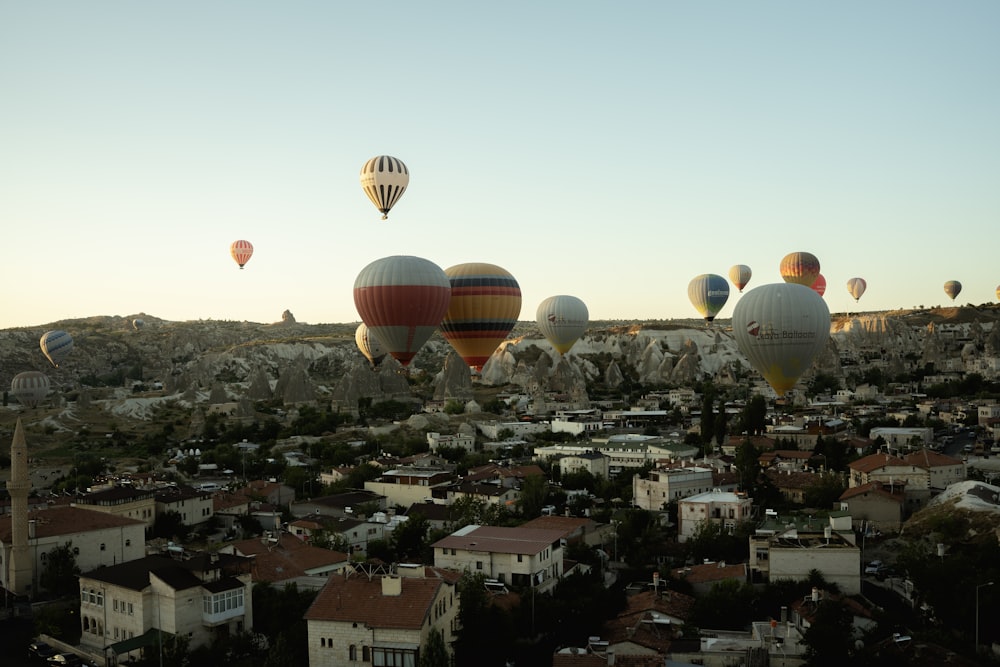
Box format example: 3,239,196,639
100,543,106,551
126,539,131,547
517,554,522,563
372,647,417,667
128,602,134,615
349,645,357,660
321,638,326,647
40,552,47,563
476,561,483,570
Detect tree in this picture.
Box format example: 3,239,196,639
393,513,431,562
39,542,81,597
418,628,449,667
741,395,768,436
713,397,727,446
802,599,856,666
517,474,548,518
151,510,187,541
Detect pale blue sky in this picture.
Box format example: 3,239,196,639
3,2,998,329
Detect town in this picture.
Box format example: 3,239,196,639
2,307,1000,667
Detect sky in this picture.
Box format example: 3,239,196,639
3,2,999,330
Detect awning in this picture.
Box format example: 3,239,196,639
106,628,165,655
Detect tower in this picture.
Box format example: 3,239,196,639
6,418,33,596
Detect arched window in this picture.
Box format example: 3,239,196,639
349,645,357,660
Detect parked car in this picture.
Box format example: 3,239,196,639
864,560,884,575
47,653,85,667
28,642,57,661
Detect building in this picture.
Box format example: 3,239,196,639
432,524,565,592
364,468,455,508
219,532,349,585
848,449,965,514
677,489,753,543
838,482,906,532
426,431,476,453
0,506,146,598
72,486,157,529
304,565,459,667
78,551,253,663
557,451,610,479
632,465,719,512
154,485,215,527
749,514,861,595
670,560,749,596
869,427,933,450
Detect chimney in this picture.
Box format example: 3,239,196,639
381,575,402,596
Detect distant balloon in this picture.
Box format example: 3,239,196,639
688,274,730,323
11,371,50,409
360,155,409,220
132,318,145,331
996,285,1000,302
728,264,752,293
440,263,522,372
353,255,452,367
732,283,831,395
536,295,589,356
230,240,253,269
39,330,73,367
779,252,821,287
810,273,827,298
354,323,386,368
846,277,867,302
943,280,962,301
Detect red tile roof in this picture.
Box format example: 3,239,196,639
226,533,348,582
431,525,565,555
0,505,144,542
304,570,451,630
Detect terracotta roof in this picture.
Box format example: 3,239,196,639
0,505,145,543
519,515,596,535
431,525,565,555
601,589,695,654
900,448,963,468
839,481,906,503
849,453,907,473
304,571,450,630
227,533,348,582
670,561,748,585
763,468,823,490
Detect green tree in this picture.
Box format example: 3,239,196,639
802,599,855,666
393,513,431,562
39,542,81,597
517,474,548,518
713,397,727,446
741,395,768,436
151,510,187,541
734,438,761,493
418,628,449,667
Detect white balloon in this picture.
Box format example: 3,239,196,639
536,295,589,355
732,283,830,395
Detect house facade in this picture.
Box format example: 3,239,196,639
632,465,717,511
432,524,565,592
677,490,753,543
304,566,459,667
78,552,253,662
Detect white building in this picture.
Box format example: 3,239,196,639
557,451,609,479
426,431,476,453
632,465,720,512
678,489,753,543
869,427,933,450
432,524,565,592
0,506,146,598
78,551,254,662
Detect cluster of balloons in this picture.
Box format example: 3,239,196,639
352,255,590,373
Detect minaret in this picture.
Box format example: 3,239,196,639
7,418,33,596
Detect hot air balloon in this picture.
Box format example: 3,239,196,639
536,295,589,356
440,263,522,372
846,277,867,302
355,322,386,368
40,330,73,367
132,318,145,331
353,255,451,367
779,251,821,287
943,280,962,301
11,371,50,408
230,240,253,269
360,155,409,220
810,273,827,298
688,274,730,323
729,264,752,293
732,283,831,395
996,285,1000,301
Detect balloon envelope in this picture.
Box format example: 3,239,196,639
360,155,409,219
230,240,253,269
732,283,831,395
688,274,730,322
40,330,73,367
779,252,821,287
11,371,50,408
943,280,962,301
729,264,752,292
440,263,522,372
353,255,451,367
355,323,386,367
846,277,867,302
536,295,589,355
132,318,145,330
810,273,827,298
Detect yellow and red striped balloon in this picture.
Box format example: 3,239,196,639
440,263,522,372
779,251,820,287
